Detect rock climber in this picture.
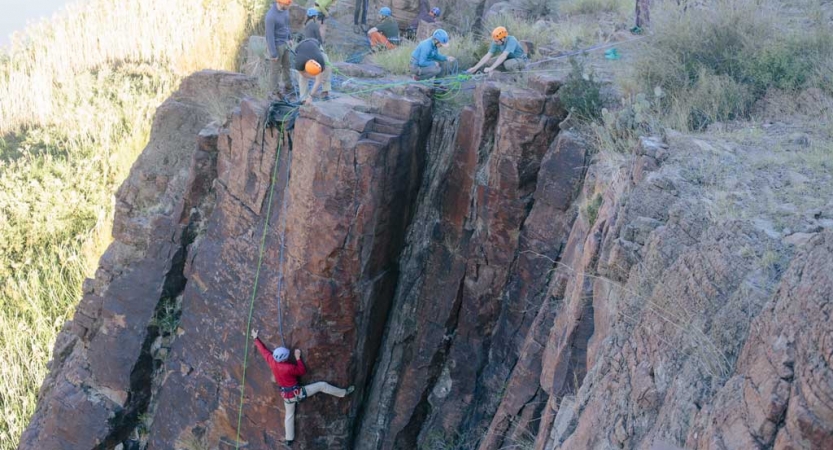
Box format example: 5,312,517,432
367,7,400,51
406,1,440,39
251,329,354,446
265,0,293,99
303,8,323,43
294,38,332,105
410,29,456,81
466,26,528,76
313,0,334,42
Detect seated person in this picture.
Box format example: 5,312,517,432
367,7,400,51
466,26,528,75
406,0,440,39
410,29,456,81
294,38,332,104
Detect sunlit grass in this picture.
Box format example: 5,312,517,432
0,0,263,447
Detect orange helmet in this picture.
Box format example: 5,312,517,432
492,26,508,42
277,0,292,5
305,59,323,76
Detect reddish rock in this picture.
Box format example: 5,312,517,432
19,70,257,450
146,88,433,449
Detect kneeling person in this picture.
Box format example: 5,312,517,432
294,38,332,105
367,7,400,51
466,26,527,75
410,29,456,81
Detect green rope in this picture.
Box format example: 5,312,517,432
234,106,299,449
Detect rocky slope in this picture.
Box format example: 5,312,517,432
20,67,833,450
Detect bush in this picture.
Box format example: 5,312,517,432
371,33,481,75
559,0,631,16
633,0,833,130
559,57,605,121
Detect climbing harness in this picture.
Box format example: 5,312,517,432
280,385,308,403
235,100,300,450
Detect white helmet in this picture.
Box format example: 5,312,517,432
272,346,290,362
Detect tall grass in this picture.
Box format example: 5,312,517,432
371,33,481,74
633,0,833,130
0,0,261,447
558,0,631,16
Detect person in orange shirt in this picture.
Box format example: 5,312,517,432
251,329,354,445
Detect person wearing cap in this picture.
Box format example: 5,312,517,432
410,29,455,81
251,329,354,445
367,7,400,51
265,0,293,98
294,38,332,105
303,8,323,43
466,26,528,75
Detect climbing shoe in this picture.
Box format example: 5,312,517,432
346,386,355,395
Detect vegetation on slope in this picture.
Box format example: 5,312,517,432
0,0,269,446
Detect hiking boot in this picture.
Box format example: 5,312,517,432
317,91,330,101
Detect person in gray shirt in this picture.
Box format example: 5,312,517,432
266,0,293,97
303,8,323,43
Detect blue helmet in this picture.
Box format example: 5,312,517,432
430,7,441,16
379,6,392,16
306,7,319,17
432,28,449,45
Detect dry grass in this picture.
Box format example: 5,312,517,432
558,0,631,16
0,0,260,447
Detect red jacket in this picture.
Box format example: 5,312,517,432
255,338,307,389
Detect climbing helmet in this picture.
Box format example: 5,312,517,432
273,347,290,362
430,7,441,16
379,6,392,17
432,28,449,45
277,0,292,5
492,26,508,42
305,59,323,75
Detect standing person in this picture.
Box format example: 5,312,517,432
303,8,323,43
367,7,400,51
410,29,456,81
465,26,528,75
313,0,334,42
251,329,354,445
353,0,368,31
407,1,440,39
266,0,293,99
294,38,332,104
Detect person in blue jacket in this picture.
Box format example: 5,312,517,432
410,29,456,81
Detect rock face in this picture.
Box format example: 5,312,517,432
19,70,258,449
21,66,833,450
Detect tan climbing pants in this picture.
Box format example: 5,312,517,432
283,381,348,441
269,46,291,95
484,56,527,72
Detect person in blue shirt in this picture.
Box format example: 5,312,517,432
265,0,293,98
466,26,528,75
410,29,456,81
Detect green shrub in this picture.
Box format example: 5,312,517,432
559,57,605,121
633,0,833,130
